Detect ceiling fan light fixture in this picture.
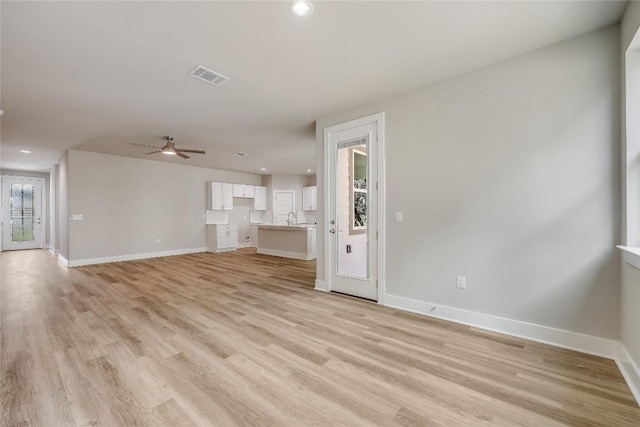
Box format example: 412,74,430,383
162,149,177,155
290,1,313,17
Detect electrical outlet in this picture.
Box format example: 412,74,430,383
155,238,160,244
456,276,466,289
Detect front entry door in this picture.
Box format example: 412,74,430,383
1,176,44,250
325,113,384,301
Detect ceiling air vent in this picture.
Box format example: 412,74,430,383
189,65,229,86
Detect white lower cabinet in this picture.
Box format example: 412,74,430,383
207,224,238,252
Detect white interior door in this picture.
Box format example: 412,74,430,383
326,114,383,301
274,191,295,224
2,176,44,250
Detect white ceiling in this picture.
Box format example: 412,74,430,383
0,1,627,174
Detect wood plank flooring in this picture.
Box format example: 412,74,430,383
1,248,639,426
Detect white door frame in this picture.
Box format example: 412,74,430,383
273,190,296,224
1,175,47,251
322,112,386,301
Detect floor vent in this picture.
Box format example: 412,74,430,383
189,65,229,86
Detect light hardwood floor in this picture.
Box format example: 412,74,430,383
1,248,639,426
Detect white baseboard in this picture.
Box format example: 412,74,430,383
48,246,58,256
57,254,69,267
381,293,619,360
315,279,329,292
209,247,237,253
257,247,316,261
67,247,208,267
616,343,640,405
238,242,253,249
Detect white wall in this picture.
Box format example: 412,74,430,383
316,26,621,340
57,152,69,260
66,150,260,262
49,165,56,252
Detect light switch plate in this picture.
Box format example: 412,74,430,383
71,214,83,221
395,211,403,223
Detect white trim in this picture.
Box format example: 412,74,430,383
57,254,69,267
238,242,252,249
67,247,208,267
618,245,640,269
322,112,386,301
48,246,58,256
257,247,315,261
616,343,640,405
382,293,619,359
315,279,329,292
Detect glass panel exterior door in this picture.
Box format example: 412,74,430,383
337,138,369,279
327,117,379,301
2,177,44,250
10,183,35,243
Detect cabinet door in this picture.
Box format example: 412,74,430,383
244,185,255,198
233,184,244,198
216,230,228,249
253,186,267,210
222,183,234,210
228,227,238,248
209,182,224,210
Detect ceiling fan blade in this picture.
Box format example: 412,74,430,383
176,152,190,159
130,143,162,149
176,149,206,154
145,150,162,155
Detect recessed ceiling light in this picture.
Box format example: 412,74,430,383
254,167,267,172
306,169,311,173
233,152,246,157
290,1,313,17
20,150,32,154
18,165,24,168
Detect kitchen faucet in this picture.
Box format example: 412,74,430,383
287,211,297,226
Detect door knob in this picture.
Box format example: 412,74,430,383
329,229,336,234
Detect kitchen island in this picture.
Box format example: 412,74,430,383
256,224,316,260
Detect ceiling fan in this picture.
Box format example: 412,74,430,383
130,136,206,159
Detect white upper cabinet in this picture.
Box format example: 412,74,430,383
253,186,267,210
233,184,256,198
303,186,317,211
244,185,255,198
208,182,234,210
